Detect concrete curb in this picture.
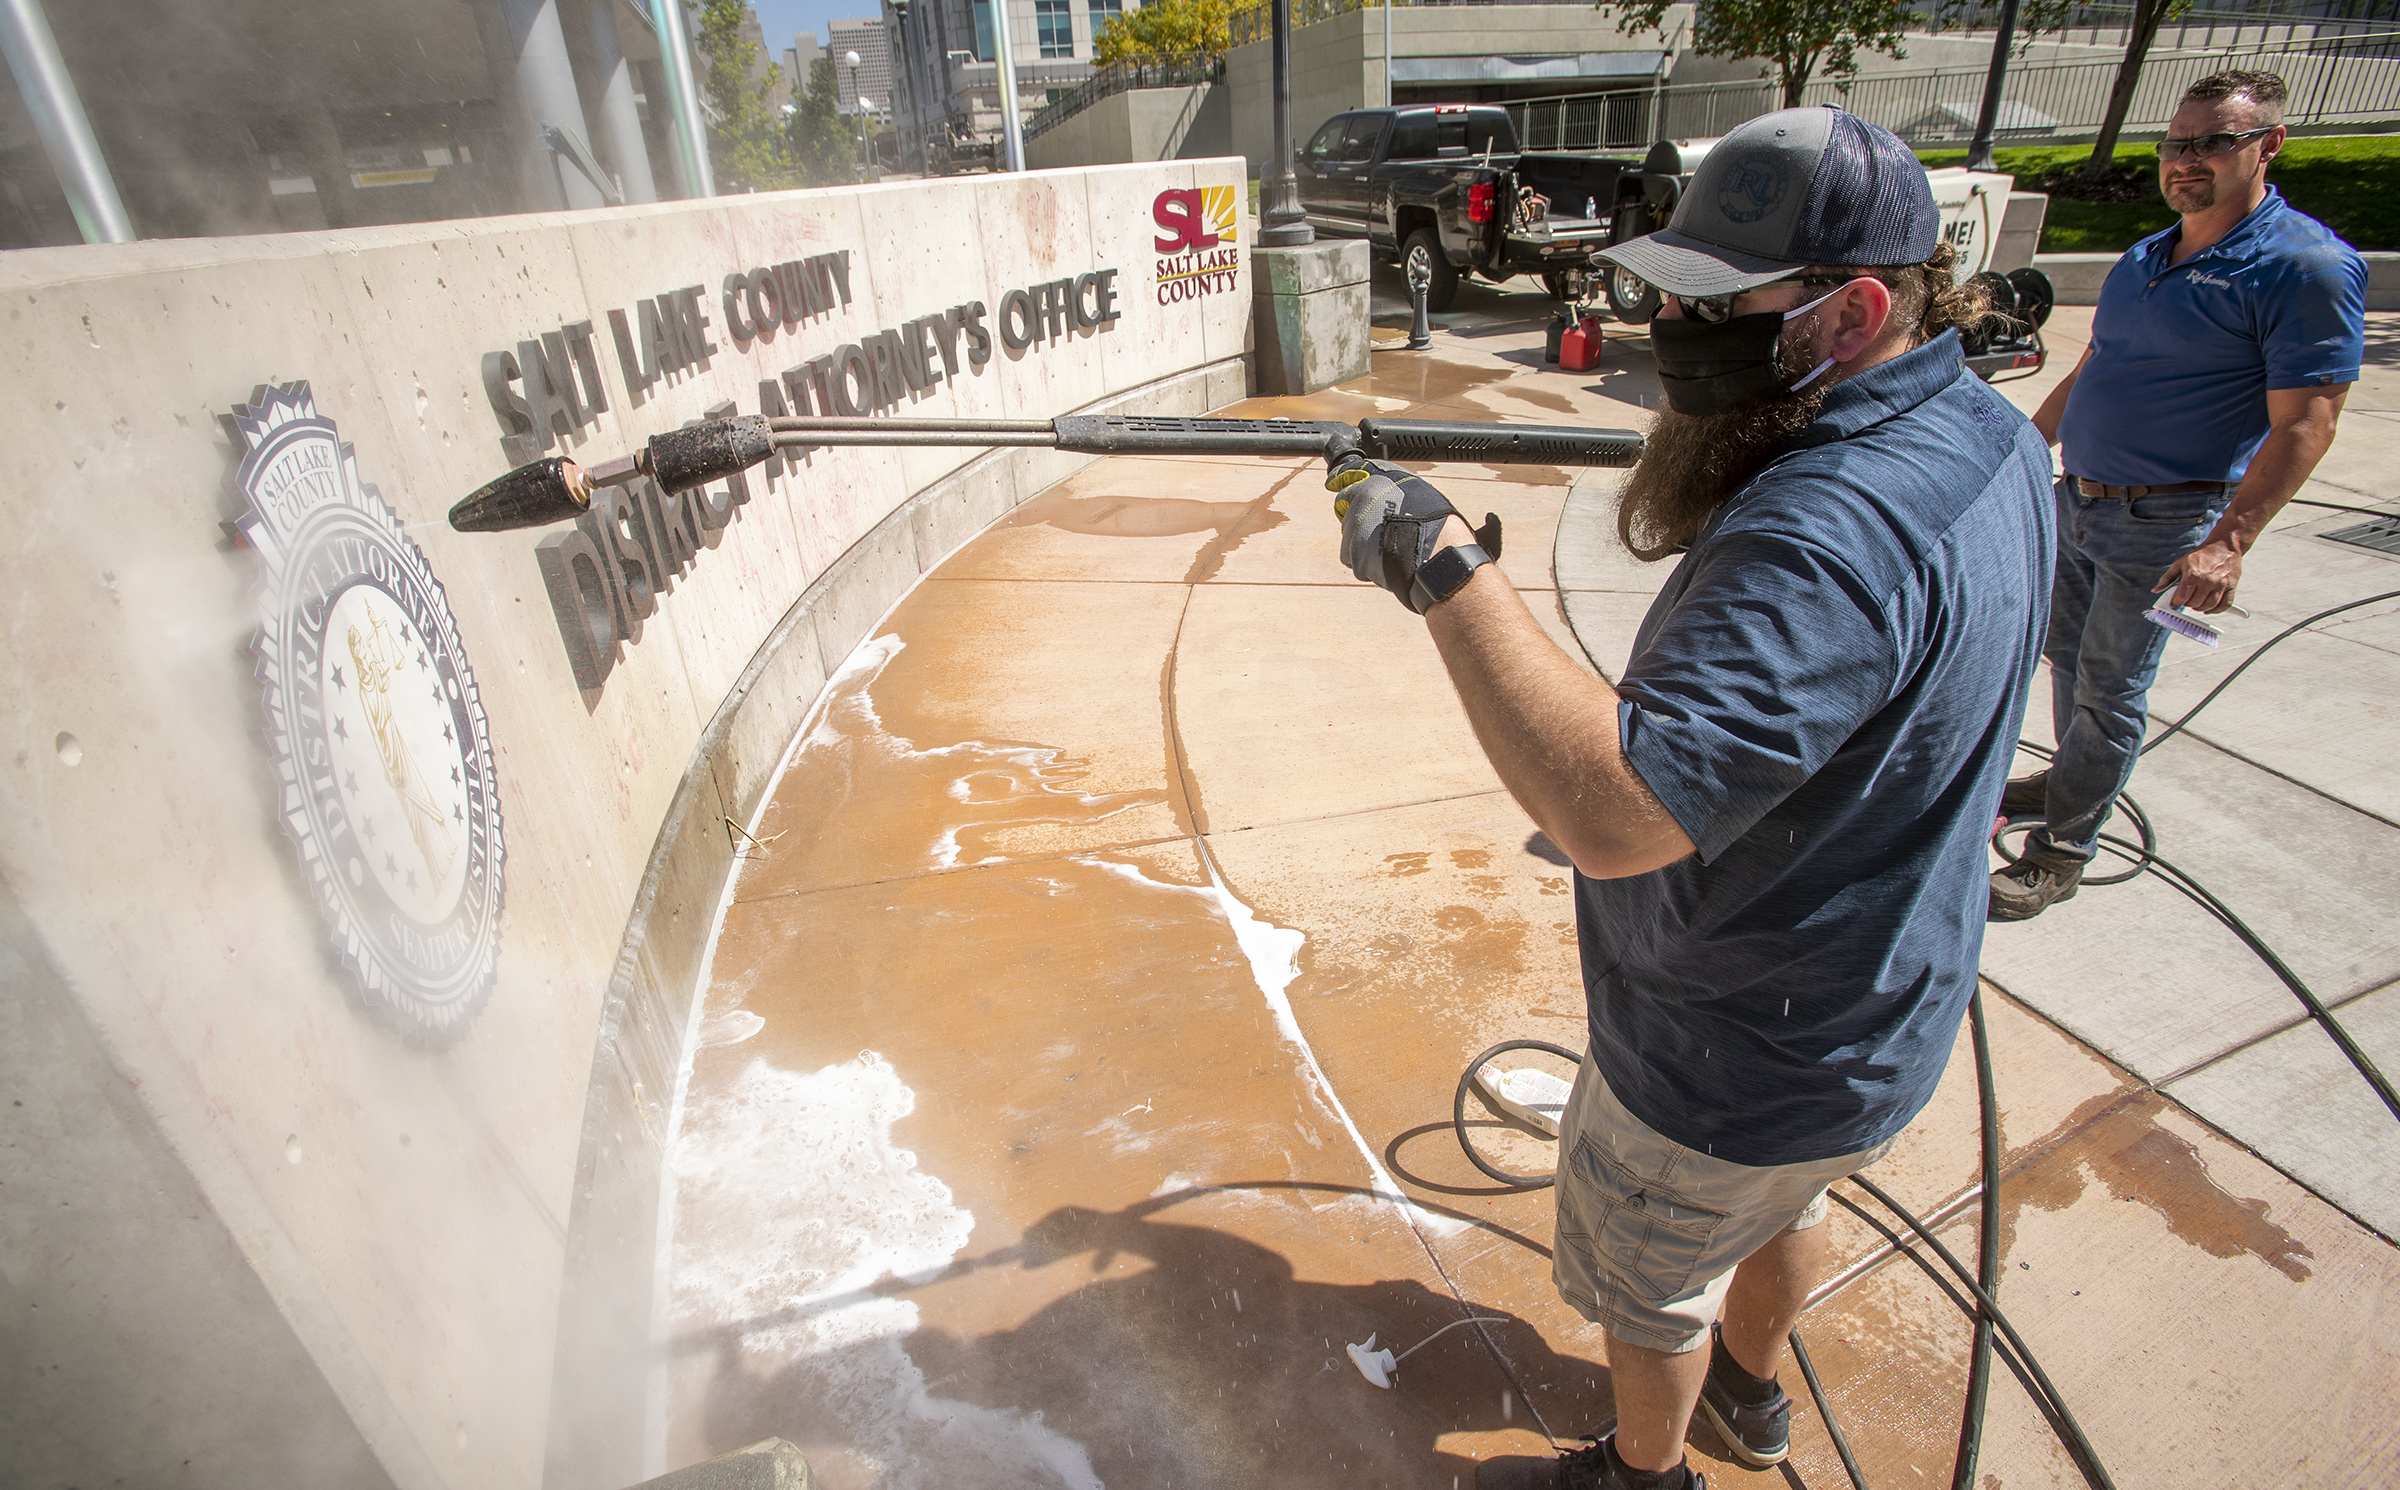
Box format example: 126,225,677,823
2035,250,2400,309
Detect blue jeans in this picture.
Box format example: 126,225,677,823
2032,475,2230,864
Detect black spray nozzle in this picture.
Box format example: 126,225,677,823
1322,428,1366,477
447,456,592,533
647,415,775,494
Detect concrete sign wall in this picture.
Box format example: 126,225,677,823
0,160,1248,1490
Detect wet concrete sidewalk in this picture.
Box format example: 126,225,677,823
664,273,2400,1488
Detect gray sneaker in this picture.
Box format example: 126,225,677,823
1989,854,2082,922
1695,1328,1791,1468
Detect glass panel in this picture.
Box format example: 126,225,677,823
973,0,995,62
1304,119,1345,161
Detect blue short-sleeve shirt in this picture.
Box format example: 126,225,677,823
2058,188,2366,488
1578,331,2054,1167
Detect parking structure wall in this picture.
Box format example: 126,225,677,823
1226,6,1690,178
1026,82,1234,168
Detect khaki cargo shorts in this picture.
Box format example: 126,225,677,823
1551,1051,1893,1354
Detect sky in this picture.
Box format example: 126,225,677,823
751,0,873,54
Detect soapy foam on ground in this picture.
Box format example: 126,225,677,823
791,636,1158,870
1078,855,1465,1239
669,1053,1102,1488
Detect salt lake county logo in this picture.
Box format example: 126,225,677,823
234,382,504,1041
1201,183,1239,245
1716,151,1790,225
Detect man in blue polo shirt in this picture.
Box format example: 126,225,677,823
1991,69,2365,919
1329,108,2052,1490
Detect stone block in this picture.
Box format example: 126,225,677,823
1252,239,1373,395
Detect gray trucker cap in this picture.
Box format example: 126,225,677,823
1597,107,1940,297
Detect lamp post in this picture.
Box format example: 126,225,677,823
1965,0,2022,173
1257,0,1313,246
844,49,865,176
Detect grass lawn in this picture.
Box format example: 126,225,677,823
1918,134,2400,253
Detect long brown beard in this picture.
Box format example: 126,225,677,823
1616,340,1831,561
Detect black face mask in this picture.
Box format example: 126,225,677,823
1647,293,1840,417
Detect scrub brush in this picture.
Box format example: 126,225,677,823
2144,601,2250,648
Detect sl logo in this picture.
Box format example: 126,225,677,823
1154,186,1239,253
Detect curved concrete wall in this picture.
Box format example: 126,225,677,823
0,160,1249,1490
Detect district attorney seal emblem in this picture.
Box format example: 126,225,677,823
235,383,504,1040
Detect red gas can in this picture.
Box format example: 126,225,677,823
1557,316,1605,372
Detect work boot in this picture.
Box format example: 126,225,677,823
1694,1324,1791,1468
1997,770,2048,825
1476,1435,1704,1490
1989,852,2083,922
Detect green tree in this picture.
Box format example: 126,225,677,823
1094,0,1235,64
1615,0,1921,107
788,56,861,187
693,0,796,190
2075,0,2196,180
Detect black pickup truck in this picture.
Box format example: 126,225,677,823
1295,104,1643,312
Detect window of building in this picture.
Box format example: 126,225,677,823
1088,0,1123,43
973,0,995,61
1036,0,1074,58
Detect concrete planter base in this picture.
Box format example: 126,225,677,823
1251,238,1372,395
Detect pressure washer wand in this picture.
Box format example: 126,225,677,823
446,414,1646,533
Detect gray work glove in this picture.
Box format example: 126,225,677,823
1326,456,1502,614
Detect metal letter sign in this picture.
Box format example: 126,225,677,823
235,384,506,1041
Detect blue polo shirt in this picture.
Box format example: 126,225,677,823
2058,188,2366,488
1578,331,2054,1167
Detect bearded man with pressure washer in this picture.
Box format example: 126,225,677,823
1326,108,2054,1490
1988,69,2366,922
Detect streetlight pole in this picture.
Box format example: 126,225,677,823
1257,0,1312,245
845,49,865,177
1966,0,2022,173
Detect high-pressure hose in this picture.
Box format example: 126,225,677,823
1453,572,2400,1486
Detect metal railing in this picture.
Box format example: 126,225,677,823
1228,0,1604,50
1021,51,1226,140
1505,26,2400,151
1933,0,2400,52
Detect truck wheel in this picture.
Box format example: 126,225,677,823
1402,230,1460,313
1605,264,1660,325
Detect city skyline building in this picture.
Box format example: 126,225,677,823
829,16,896,115
885,0,1109,172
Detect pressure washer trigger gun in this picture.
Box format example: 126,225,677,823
1323,429,1371,518
1321,431,1505,560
